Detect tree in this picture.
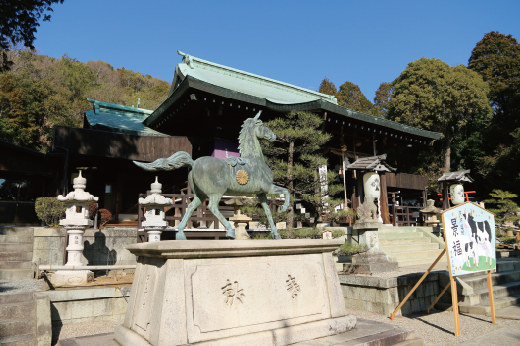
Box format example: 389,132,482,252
373,82,393,118
484,190,520,233
261,111,343,229
336,81,375,115
468,31,520,129
0,0,64,71
318,77,337,97
388,57,492,172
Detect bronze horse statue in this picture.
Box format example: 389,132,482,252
134,111,290,240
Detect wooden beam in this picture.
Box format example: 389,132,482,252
380,173,390,224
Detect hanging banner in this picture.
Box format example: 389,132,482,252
441,201,496,277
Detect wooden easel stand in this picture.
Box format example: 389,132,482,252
390,249,446,321
487,270,496,324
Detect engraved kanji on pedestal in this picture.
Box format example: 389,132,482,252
139,177,173,242
51,170,98,286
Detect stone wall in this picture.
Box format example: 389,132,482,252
32,227,138,266
340,272,441,316
39,287,130,327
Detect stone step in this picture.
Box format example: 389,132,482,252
0,228,34,236
0,317,35,340
0,235,33,244
390,249,444,261
497,261,517,272
382,243,440,253
0,293,34,304
0,300,35,321
379,232,424,239
0,243,33,252
0,261,32,269
468,281,520,302
0,333,36,346
379,237,432,245
462,270,520,291
378,228,417,233
0,269,36,280
0,252,33,261
397,257,448,267
436,295,520,316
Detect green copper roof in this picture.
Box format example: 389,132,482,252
171,51,338,105
85,98,166,136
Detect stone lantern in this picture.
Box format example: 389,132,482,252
449,184,465,205
53,170,98,286
225,198,252,240
420,199,442,227
139,177,172,242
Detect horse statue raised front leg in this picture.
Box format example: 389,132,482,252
134,111,290,240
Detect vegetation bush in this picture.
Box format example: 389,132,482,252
35,197,66,228
252,228,344,239
500,237,517,245
333,242,369,256
98,208,112,226
89,203,98,220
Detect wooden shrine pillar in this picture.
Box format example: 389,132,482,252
356,171,364,205
442,182,449,210
380,173,390,224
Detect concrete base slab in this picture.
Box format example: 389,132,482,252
495,304,520,320
116,315,356,346
59,318,421,346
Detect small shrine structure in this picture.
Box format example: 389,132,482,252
438,170,473,209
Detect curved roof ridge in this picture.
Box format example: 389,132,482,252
176,51,338,105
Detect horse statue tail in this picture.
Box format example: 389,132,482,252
133,151,194,171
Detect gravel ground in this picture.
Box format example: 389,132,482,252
0,279,45,294
52,321,121,345
346,307,520,346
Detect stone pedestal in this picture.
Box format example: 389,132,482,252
115,240,356,346
345,223,398,274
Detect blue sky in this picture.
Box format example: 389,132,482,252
34,0,520,101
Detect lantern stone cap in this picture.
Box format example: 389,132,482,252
139,177,173,206
437,169,473,183
346,154,395,172
420,199,442,214
57,171,98,203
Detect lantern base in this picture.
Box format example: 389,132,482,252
49,270,94,287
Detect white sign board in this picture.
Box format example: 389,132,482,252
442,201,495,277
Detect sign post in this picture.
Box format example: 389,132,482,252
391,201,496,336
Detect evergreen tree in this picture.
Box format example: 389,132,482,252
484,190,520,232
468,31,520,129
373,82,393,118
388,57,492,172
318,77,337,97
0,0,64,71
260,111,343,229
336,81,375,115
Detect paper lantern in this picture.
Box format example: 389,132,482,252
363,172,381,198
450,184,465,205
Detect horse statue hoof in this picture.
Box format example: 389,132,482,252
271,232,282,240
176,231,187,240
226,230,236,239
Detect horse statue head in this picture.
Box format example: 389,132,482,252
238,111,276,157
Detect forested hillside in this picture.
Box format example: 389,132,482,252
0,48,170,153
